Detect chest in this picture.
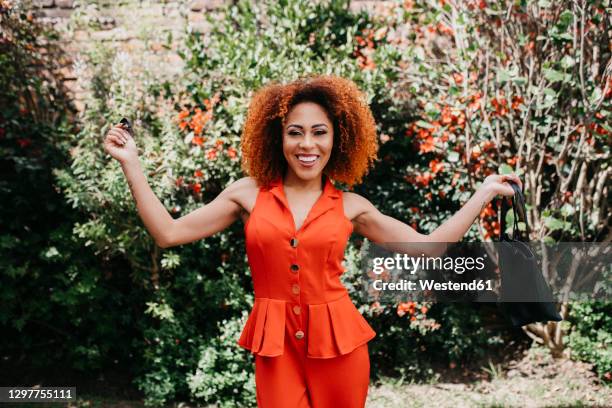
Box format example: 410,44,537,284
244,192,353,259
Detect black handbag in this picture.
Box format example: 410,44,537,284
496,181,563,327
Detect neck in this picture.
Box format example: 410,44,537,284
283,170,325,192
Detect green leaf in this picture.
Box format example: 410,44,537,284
544,217,565,231
560,203,575,217
558,10,574,28
499,163,513,174
497,69,511,83
416,120,434,129
560,55,575,69
447,151,460,162
543,68,565,83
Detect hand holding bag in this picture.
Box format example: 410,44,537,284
496,181,563,327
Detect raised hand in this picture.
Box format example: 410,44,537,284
480,173,523,198
103,120,138,164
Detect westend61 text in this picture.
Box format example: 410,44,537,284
372,279,494,291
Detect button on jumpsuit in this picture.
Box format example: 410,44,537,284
237,174,377,408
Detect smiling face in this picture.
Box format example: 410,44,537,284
282,101,334,183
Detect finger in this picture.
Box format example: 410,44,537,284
119,128,131,142
501,184,515,196
502,174,518,187
115,127,130,139
109,129,128,144
108,134,125,146
112,125,128,137
112,134,125,146
118,123,133,137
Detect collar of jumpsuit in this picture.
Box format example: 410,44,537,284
237,173,377,359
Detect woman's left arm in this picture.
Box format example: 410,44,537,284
348,173,522,257
428,173,522,242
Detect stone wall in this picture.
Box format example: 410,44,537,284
29,0,393,112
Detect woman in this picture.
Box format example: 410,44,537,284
103,75,522,408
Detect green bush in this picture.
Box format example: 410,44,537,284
187,314,257,408
0,0,137,376
568,301,612,382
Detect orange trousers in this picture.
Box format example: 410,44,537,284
254,302,370,408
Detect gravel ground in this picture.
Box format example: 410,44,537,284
51,345,610,408
366,345,611,408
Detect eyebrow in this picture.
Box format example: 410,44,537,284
286,124,329,129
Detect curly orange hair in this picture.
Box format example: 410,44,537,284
239,75,379,188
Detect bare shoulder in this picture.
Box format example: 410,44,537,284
341,191,376,221
223,176,260,220
223,176,259,195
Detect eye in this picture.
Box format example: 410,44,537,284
288,130,301,136
315,130,327,135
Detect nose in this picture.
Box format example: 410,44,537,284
298,133,315,149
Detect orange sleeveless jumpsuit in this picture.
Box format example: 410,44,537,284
237,174,377,408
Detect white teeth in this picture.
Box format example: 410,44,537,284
297,155,318,162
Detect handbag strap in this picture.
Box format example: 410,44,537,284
500,181,530,240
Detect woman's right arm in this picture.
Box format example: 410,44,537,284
104,122,249,249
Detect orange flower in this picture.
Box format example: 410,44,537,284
437,22,453,36
482,141,496,151
456,112,465,127
403,0,414,10
176,108,189,121
192,136,204,146
452,72,463,84
429,158,445,173
491,98,509,116
192,183,202,194
441,107,453,125
511,96,524,110
203,92,221,111
397,301,417,317
417,128,430,139
190,108,213,136
471,145,482,159
415,172,433,187
206,148,217,160
419,136,435,153
194,169,203,178
176,108,190,130
451,171,461,186
421,306,428,313
227,146,237,159
482,203,496,217
468,92,482,110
